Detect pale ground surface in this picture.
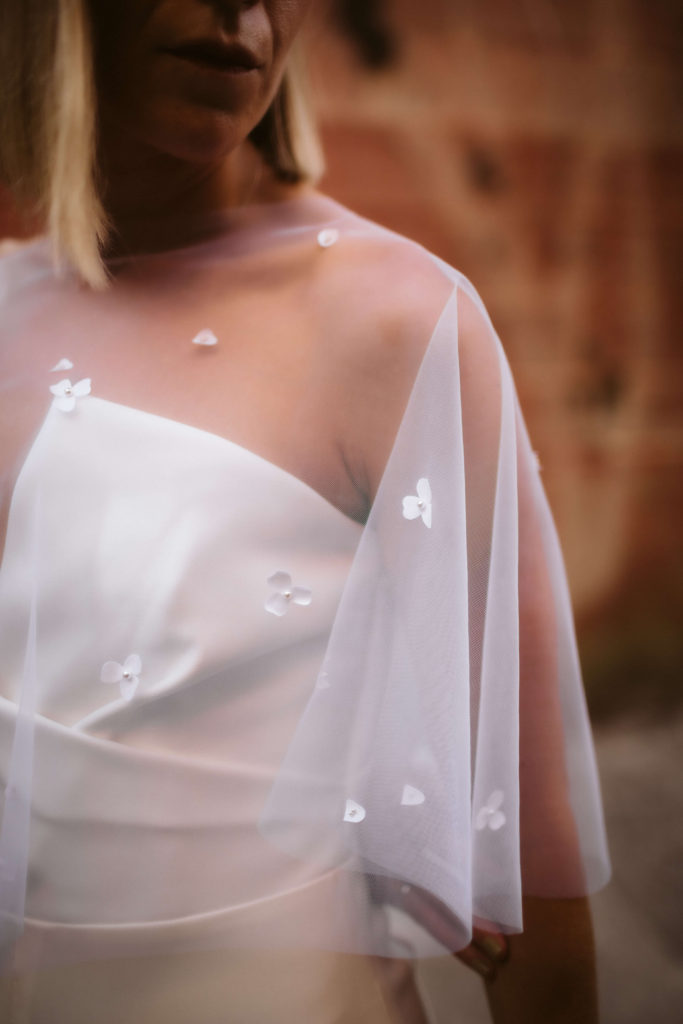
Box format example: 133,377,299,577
416,714,683,1023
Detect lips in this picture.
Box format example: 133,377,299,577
165,39,261,73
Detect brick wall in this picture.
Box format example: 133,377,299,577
308,0,682,719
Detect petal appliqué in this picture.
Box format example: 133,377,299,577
120,675,140,702
100,661,124,684
49,378,71,397
475,808,489,831
265,572,312,615
49,377,90,411
343,799,366,823
488,789,504,811
416,478,432,504
265,592,290,617
402,478,432,528
191,328,218,347
317,228,339,248
474,790,506,831
123,653,142,676
402,496,422,520
401,784,426,806
267,571,292,592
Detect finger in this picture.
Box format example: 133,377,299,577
471,926,509,964
369,876,469,950
369,876,506,965
454,943,497,980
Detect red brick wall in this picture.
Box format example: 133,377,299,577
308,0,682,719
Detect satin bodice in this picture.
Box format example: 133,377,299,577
0,396,362,924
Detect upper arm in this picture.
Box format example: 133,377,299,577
327,240,455,510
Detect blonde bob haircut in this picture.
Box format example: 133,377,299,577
0,0,324,289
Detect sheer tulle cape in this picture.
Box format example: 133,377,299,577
0,194,610,972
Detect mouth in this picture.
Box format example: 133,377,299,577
164,39,262,74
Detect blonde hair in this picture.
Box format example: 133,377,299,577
0,0,323,290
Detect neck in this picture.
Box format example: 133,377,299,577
98,141,310,261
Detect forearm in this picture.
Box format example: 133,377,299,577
483,896,598,1024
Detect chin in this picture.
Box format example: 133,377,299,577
144,107,249,165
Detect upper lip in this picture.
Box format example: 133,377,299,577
165,38,261,70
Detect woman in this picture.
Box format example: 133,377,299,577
0,1,610,1021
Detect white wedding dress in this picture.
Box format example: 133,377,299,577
0,192,610,1022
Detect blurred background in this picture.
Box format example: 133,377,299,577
0,1,680,1020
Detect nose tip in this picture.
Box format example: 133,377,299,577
204,0,260,31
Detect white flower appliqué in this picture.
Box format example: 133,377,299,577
100,654,142,702
343,799,366,823
401,784,426,806
402,477,432,528
191,328,218,347
50,357,73,372
50,377,91,412
315,670,331,690
475,790,506,831
317,228,339,248
264,571,312,617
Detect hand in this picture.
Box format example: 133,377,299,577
368,874,508,977
454,925,509,980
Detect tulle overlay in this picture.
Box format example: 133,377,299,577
0,194,610,982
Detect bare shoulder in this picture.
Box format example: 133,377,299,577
311,218,456,507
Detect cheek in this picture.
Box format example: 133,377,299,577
266,0,313,63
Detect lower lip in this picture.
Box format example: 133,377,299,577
167,52,259,78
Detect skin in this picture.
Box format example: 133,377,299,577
87,0,316,257
85,3,599,1018
374,879,597,1020
484,896,598,1023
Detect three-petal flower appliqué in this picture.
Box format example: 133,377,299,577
402,477,432,528
100,654,142,702
264,571,312,617
475,789,506,831
50,377,91,412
